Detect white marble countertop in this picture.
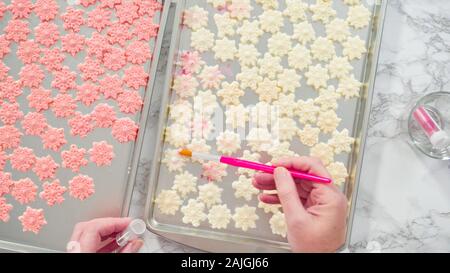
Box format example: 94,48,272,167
129,0,450,253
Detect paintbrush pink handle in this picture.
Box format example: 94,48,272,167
220,157,332,184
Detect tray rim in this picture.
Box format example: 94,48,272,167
143,0,389,252
0,0,171,253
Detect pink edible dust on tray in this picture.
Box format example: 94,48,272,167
0,0,162,235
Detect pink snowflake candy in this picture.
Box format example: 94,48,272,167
124,65,149,90
91,103,116,128
80,0,97,7
117,90,143,114
78,58,104,81
76,83,100,106
201,161,227,182
69,174,95,200
99,75,123,99
107,22,131,46
0,125,22,151
126,40,152,64
0,172,13,196
10,147,36,172
40,48,65,71
9,0,33,19
180,51,203,75
61,33,85,56
0,36,11,59
134,17,159,41
61,144,88,172
5,19,30,42
134,0,162,16
27,87,52,112
18,206,47,234
39,180,66,206
51,67,76,92
34,22,59,47
33,155,59,180
0,152,7,171
88,6,111,31
102,47,126,71
100,0,122,8
115,1,139,23
52,94,77,118
17,40,40,64
0,62,9,81
86,32,110,58
61,7,85,32
112,117,138,143
68,112,94,138
20,63,44,88
11,178,37,204
89,141,115,166
0,197,13,222
41,127,67,151
21,112,48,136
0,2,7,19
34,0,58,21
0,77,21,103
0,102,23,125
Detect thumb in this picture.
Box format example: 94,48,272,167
273,167,308,220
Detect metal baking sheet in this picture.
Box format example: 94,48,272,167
144,0,388,252
0,0,170,252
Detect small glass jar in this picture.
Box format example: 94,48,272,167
408,92,450,160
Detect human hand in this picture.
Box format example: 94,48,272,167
67,217,144,253
253,156,348,253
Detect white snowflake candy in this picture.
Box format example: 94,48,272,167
237,150,261,176
326,18,351,43
298,124,321,147
310,142,334,166
296,99,319,124
317,110,341,134
218,81,244,106
268,141,296,162
273,93,297,118
190,28,215,52
284,0,308,23
172,74,198,98
305,64,329,90
268,33,292,57
337,75,362,99
310,37,335,61
213,38,237,62
342,36,367,60
194,90,219,115
237,66,262,91
187,139,211,162
198,183,223,208
237,20,263,44
246,127,273,152
258,200,281,214
343,0,360,5
208,204,232,229
216,131,241,155
172,171,198,197
328,56,353,79
347,5,371,29
237,44,260,67
269,212,287,237
169,100,193,123
275,117,298,141
214,13,237,38
181,199,207,227
255,78,280,103
225,104,249,129
183,6,208,30
277,69,301,93
310,2,336,23
328,129,355,154
255,0,278,10
259,9,284,34
327,161,349,186
198,65,225,90
165,123,190,147
288,44,312,71
258,53,283,80
155,190,182,215
315,86,339,110
162,148,187,172
228,0,253,21
233,205,259,231
232,175,259,201
292,21,316,45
